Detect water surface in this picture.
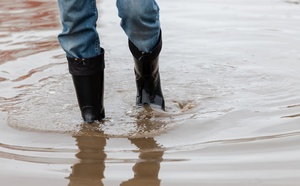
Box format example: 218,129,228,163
1,0,300,185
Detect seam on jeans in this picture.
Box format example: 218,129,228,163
92,0,100,55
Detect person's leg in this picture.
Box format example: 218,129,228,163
116,0,161,53
117,0,165,110
57,0,101,58
57,0,105,122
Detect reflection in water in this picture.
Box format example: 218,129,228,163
120,108,164,185
68,133,106,186
68,128,164,185
0,1,60,32
121,138,163,186
0,0,60,64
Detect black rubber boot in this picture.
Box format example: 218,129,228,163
67,48,105,123
129,32,165,110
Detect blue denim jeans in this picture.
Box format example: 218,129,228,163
57,0,161,58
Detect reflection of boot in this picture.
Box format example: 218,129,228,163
68,135,107,186
129,32,165,110
120,138,163,186
67,48,105,123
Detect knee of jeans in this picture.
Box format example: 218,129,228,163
117,0,158,20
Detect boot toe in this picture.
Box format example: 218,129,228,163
82,107,96,123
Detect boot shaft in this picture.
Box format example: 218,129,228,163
129,32,165,110
67,48,105,122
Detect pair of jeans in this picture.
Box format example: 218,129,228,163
57,0,161,58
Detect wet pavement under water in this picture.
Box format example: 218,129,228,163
1,0,300,185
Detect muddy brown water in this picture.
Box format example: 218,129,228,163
1,0,300,185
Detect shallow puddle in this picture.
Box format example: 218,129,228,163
1,0,300,185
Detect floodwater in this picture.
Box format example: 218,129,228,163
1,0,300,185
